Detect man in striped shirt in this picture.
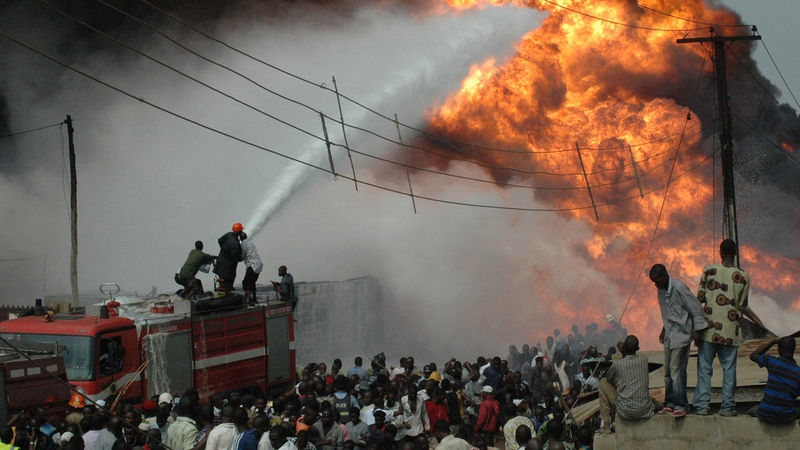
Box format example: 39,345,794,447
749,336,800,423
598,335,655,434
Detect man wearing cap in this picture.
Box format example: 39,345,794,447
649,263,707,417
214,223,244,293
474,386,499,445
503,400,533,450
66,394,86,425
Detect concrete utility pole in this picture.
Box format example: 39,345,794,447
66,115,78,306
677,28,760,266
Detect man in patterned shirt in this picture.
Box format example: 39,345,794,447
694,239,764,416
598,335,654,434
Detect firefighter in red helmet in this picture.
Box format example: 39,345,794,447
213,223,244,293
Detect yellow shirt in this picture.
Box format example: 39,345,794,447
697,263,749,346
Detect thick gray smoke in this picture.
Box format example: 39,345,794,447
2,0,799,359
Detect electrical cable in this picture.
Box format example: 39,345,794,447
760,37,800,111
540,0,711,32
1,29,723,215
131,0,704,158
46,0,689,185
0,121,63,139
18,2,703,197
638,2,754,28
39,0,325,143
565,49,712,420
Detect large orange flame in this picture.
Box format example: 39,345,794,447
411,0,800,347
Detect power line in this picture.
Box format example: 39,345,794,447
44,0,645,185
0,121,63,139
38,0,701,192
130,0,699,159
40,0,325,143
540,0,711,32
759,37,800,111
638,2,754,28
0,29,718,215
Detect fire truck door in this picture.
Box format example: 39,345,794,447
143,330,192,397
266,316,289,382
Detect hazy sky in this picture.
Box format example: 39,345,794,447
1,0,798,356
718,0,800,106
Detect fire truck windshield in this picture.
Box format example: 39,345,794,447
0,333,94,380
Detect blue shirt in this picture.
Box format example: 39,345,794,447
232,429,259,450
656,277,707,349
757,354,800,422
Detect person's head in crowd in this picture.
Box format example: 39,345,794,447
515,425,532,447
320,408,334,428
372,409,386,429
295,430,309,449
146,429,163,450
621,335,640,356
432,419,451,441
361,390,374,406
0,426,14,446
413,433,428,450
252,414,269,439
232,407,250,431
526,438,543,450
778,336,797,360
348,406,361,425
533,406,546,424
269,424,289,450
545,418,563,443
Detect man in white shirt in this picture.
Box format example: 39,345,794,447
205,406,237,450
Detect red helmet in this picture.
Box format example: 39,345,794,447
69,393,86,408
232,222,244,232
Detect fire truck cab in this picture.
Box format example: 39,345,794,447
0,289,295,405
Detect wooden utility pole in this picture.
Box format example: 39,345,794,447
66,115,78,306
677,28,760,264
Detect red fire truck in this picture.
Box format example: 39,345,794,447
0,285,295,408
0,342,71,424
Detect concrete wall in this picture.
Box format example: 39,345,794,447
594,414,800,450
291,277,383,365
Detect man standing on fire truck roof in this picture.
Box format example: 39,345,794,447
240,232,263,306
214,223,244,293
272,265,295,310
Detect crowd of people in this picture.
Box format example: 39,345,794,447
4,239,799,450
1,340,612,450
